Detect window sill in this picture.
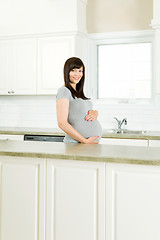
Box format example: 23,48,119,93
92,98,160,110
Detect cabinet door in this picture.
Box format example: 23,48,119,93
149,140,160,147
12,39,37,95
101,138,148,146
0,134,24,140
46,159,105,240
106,163,160,240
0,39,36,95
37,37,74,94
0,40,12,94
0,156,46,240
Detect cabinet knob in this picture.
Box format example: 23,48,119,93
8,91,15,94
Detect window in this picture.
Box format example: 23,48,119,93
98,42,152,103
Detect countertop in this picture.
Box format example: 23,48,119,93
0,126,64,136
0,126,160,140
0,140,160,165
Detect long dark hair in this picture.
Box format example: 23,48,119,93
63,57,89,100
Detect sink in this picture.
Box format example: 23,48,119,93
105,129,147,135
117,129,147,135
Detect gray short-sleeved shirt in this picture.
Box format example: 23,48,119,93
56,86,102,143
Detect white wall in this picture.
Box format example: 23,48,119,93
1,96,160,131
0,96,58,128
0,0,87,36
96,103,160,131
0,0,160,132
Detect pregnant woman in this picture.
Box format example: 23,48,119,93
56,57,102,143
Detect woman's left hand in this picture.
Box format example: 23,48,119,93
85,110,98,121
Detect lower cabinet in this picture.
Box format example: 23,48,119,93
0,156,46,240
1,156,160,240
149,140,160,147
101,138,148,146
106,163,160,240
0,134,24,140
46,159,105,240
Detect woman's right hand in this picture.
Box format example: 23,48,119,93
84,136,99,144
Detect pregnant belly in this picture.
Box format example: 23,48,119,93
72,119,102,141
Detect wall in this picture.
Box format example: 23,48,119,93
0,96,58,128
0,0,86,36
97,103,160,131
1,95,160,131
1,0,160,133
87,0,153,33
85,0,160,133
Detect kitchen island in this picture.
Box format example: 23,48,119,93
0,140,160,240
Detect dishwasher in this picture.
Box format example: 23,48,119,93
24,134,64,142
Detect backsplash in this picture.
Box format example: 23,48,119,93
0,96,58,128
96,103,160,131
0,96,160,131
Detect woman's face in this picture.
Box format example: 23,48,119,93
69,67,83,85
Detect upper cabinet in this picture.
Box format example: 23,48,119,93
37,36,74,95
0,34,87,95
0,40,11,94
0,39,37,95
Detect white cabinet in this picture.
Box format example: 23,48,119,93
0,134,24,140
149,140,160,147
106,163,160,240
0,156,46,240
0,34,87,95
1,153,160,240
0,39,37,95
0,155,105,240
46,159,105,240
37,37,74,95
0,40,11,93
101,138,148,146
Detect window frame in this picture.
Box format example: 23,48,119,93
88,30,155,105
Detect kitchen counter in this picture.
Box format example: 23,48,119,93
102,129,160,140
1,139,160,240
0,126,65,136
0,139,160,165
0,126,160,140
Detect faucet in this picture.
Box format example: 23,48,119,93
114,117,127,131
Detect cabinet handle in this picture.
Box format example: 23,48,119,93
8,91,15,94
